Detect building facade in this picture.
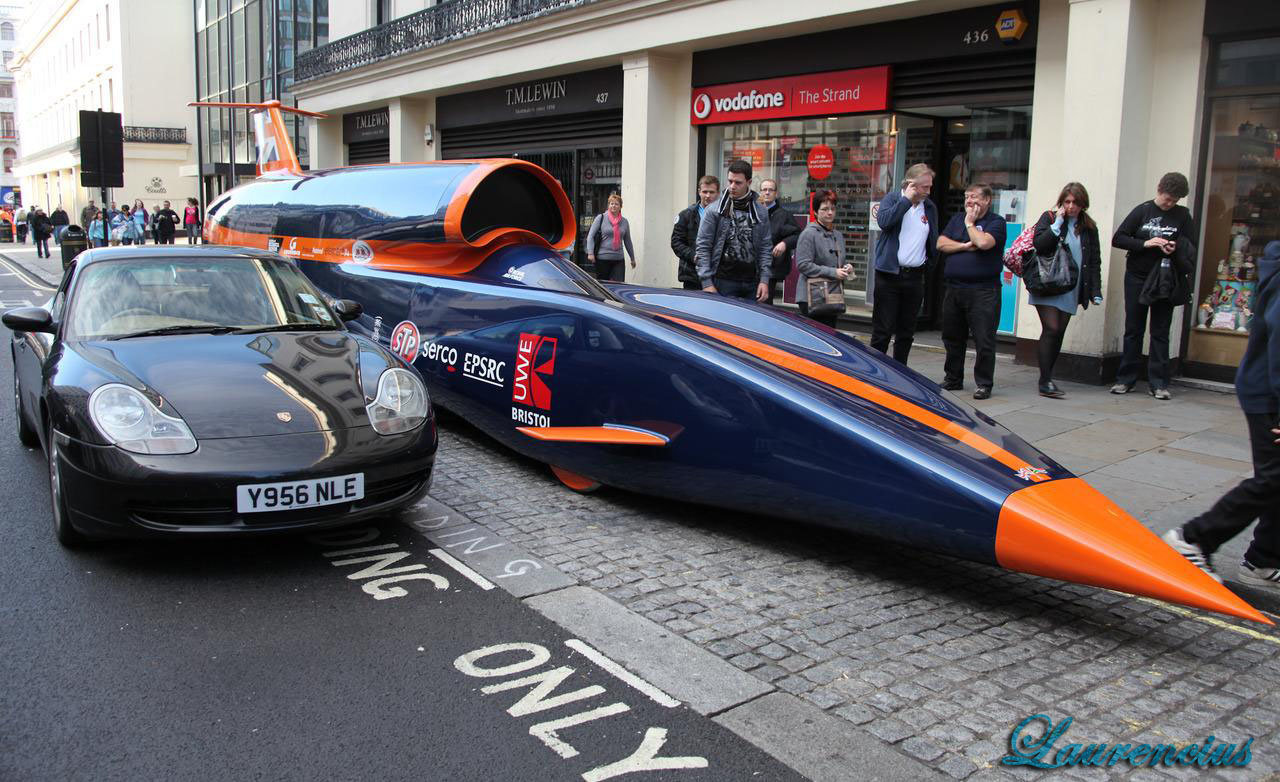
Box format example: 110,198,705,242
193,0,329,205
0,1,22,209
252,0,1275,389
11,0,197,219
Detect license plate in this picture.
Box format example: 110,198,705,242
236,473,364,514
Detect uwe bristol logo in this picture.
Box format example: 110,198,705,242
513,333,557,410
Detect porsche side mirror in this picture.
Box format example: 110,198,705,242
2,307,56,334
332,299,363,322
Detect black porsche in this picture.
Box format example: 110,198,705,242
4,246,436,545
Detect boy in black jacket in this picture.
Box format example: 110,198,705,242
1165,241,1280,588
1110,172,1198,400
671,176,719,290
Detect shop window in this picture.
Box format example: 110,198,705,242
1215,37,1280,89
1189,94,1279,369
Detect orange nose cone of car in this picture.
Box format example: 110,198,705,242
996,478,1271,625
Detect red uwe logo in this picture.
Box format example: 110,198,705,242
513,332,557,410
390,320,420,364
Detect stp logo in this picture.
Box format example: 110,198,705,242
513,332,557,410
390,320,420,364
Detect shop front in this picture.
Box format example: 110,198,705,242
1186,2,1280,382
691,3,1036,328
436,67,623,269
344,107,390,165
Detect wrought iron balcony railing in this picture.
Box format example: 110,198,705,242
295,0,595,83
124,126,187,144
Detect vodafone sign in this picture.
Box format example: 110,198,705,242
690,66,890,125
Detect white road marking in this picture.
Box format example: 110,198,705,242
429,547,496,590
0,256,55,291
565,639,681,708
1133,596,1280,644
0,299,34,308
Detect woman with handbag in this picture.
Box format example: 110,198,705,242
586,193,636,282
796,190,851,328
1028,182,1103,398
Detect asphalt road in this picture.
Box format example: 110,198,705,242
0,266,802,782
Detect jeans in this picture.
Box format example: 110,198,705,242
941,285,1001,389
870,268,926,364
186,224,200,243
713,277,757,300
35,237,50,257
595,258,625,282
1116,268,1174,389
1184,412,1280,568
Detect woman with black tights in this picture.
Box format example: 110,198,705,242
1028,183,1103,398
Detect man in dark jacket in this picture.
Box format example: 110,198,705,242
49,205,70,244
671,175,719,290
695,159,772,302
870,163,939,364
153,201,180,244
1165,240,1280,588
30,208,54,258
759,178,801,305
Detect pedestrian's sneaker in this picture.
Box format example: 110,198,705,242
1162,528,1223,583
1110,383,1134,394
1149,387,1172,401
1237,559,1280,591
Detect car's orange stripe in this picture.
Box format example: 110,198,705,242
517,426,668,446
658,314,1045,478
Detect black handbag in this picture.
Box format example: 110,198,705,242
806,277,846,318
1022,231,1079,297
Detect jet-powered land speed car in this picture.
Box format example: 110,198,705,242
194,100,1267,624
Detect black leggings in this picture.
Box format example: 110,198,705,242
1035,305,1072,384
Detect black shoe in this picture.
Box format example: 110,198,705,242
939,379,963,391
973,387,992,400
1038,381,1065,399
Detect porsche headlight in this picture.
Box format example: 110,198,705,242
366,368,429,435
89,384,198,455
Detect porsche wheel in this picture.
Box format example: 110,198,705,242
47,424,87,547
14,367,38,447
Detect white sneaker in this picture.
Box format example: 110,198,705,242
1162,528,1223,583
1237,560,1280,591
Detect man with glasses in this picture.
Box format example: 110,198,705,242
759,178,801,305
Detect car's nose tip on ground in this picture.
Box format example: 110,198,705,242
996,477,1272,624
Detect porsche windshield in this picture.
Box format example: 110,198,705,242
66,257,340,340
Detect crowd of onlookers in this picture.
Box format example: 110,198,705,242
8,198,203,258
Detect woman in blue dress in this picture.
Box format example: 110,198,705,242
1028,182,1103,398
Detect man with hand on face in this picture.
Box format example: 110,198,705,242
695,159,772,302
936,183,1007,399
870,163,939,364
672,175,720,290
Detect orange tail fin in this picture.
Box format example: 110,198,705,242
188,100,328,176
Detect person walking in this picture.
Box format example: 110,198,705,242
118,206,141,245
132,199,149,245
936,183,1007,399
870,163,939,364
1164,240,1280,587
49,205,71,245
1110,172,1197,400
184,198,202,244
80,200,98,231
89,210,108,248
586,193,636,282
1027,182,1103,398
154,201,180,245
107,208,127,246
695,159,772,302
672,176,720,290
760,178,801,305
151,204,162,243
14,205,26,244
30,208,53,259
795,190,851,328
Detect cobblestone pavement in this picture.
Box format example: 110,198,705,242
425,353,1280,781
6,246,1277,779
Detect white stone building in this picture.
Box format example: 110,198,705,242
0,0,23,210
11,0,197,220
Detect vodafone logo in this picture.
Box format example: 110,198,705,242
692,93,712,119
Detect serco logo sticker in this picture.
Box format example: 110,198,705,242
352,240,374,264
513,333,557,411
692,93,712,119
390,320,420,364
